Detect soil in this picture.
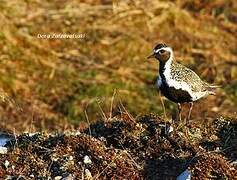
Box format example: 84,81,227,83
0,114,236,179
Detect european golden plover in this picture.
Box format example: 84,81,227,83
148,43,219,123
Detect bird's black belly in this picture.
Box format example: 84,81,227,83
159,83,192,103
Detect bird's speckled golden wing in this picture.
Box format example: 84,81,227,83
170,62,208,92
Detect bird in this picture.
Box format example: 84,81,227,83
147,43,219,124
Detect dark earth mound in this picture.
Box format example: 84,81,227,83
0,115,236,179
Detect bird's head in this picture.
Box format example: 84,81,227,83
147,43,173,63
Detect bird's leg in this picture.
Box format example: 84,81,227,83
177,103,182,122
158,91,168,121
186,102,193,124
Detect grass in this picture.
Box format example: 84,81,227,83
0,0,236,132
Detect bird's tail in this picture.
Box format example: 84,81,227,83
207,85,221,95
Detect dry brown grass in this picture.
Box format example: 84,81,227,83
0,0,236,132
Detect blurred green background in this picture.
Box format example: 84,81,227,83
0,0,236,132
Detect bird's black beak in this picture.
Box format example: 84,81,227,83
147,53,155,59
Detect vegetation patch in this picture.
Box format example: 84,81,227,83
0,115,236,179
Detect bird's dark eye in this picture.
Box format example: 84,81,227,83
159,49,165,54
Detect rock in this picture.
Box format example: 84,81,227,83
0,135,12,146
83,155,92,164
85,169,92,179
55,176,62,180
68,156,73,161
62,174,74,180
4,160,10,169
158,124,173,134
168,125,174,133
0,147,8,154
177,169,191,180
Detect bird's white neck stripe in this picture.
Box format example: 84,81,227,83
164,58,172,73
161,49,173,75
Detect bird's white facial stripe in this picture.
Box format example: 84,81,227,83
154,47,172,54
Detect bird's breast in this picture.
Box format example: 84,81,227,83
159,80,193,103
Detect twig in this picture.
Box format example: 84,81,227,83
119,99,135,122
110,89,117,119
119,142,142,170
33,144,55,153
84,110,91,136
96,99,107,121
